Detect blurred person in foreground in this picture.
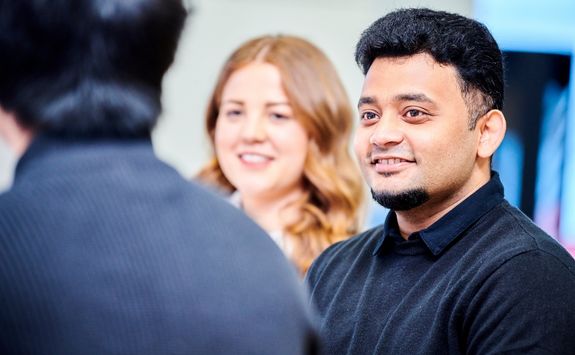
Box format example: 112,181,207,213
306,8,575,354
197,35,365,275
0,1,317,354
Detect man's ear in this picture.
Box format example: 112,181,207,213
0,106,12,141
477,109,506,158
0,106,34,157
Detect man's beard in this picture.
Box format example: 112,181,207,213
371,188,430,211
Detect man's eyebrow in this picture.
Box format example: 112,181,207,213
393,93,434,103
357,96,376,108
357,93,435,108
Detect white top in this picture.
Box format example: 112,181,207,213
228,191,292,254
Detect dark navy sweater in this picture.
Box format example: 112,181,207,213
0,136,317,354
306,173,575,354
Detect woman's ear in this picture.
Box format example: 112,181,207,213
477,109,506,159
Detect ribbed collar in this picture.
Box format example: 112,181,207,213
373,172,505,256
14,134,153,183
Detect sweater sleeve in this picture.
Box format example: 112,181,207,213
464,250,575,355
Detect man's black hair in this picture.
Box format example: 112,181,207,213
355,8,503,128
0,0,187,137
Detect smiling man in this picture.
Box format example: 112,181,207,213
306,8,575,354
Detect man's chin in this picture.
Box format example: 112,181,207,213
371,187,429,211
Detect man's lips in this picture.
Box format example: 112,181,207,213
371,157,413,165
370,156,415,174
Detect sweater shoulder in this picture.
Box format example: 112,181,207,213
487,202,575,270
306,226,383,287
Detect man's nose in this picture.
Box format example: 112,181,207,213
369,114,404,147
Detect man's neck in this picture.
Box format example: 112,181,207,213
395,172,490,239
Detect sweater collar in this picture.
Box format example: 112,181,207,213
14,134,153,184
373,172,505,256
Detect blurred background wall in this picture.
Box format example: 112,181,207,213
1,0,574,253
476,0,575,253
0,0,472,190
152,0,472,178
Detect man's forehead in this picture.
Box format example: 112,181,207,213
359,55,461,101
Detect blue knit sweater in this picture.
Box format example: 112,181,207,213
0,135,317,354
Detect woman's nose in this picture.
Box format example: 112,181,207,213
240,115,267,142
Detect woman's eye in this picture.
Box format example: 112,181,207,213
225,110,242,118
270,113,290,120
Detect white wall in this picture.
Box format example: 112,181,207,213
0,0,471,192
153,0,472,178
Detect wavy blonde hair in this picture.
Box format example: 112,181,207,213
197,35,365,274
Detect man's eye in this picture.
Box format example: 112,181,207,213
405,109,422,117
403,109,430,123
361,112,378,120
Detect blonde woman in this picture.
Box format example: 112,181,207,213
197,35,364,274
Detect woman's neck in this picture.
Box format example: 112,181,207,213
240,188,305,233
